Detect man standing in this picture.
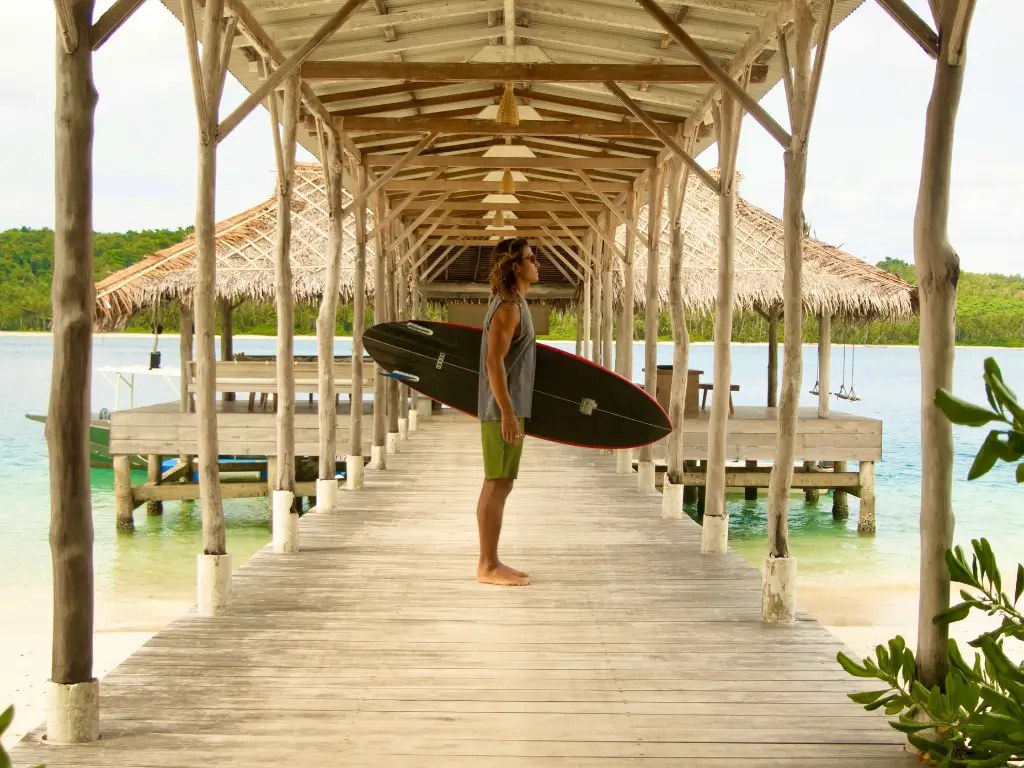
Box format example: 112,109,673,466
476,237,539,586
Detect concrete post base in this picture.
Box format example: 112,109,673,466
315,478,338,513
386,432,400,454
661,480,684,520
398,417,409,440
762,554,797,624
369,444,387,470
637,460,656,494
409,410,419,431
701,514,729,554
616,450,632,475
146,500,163,516
47,679,99,744
197,553,232,616
416,398,432,419
346,456,364,490
272,490,299,554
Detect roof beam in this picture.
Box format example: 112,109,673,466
401,202,602,212
426,282,576,299
539,243,581,283
217,0,371,143
635,0,792,148
575,171,650,250
383,180,630,193
369,168,444,233
341,132,437,216
385,193,452,249
90,0,147,51
222,0,361,161
605,81,720,194
366,155,652,169
873,0,940,58
302,61,728,83
561,196,627,262
313,116,675,137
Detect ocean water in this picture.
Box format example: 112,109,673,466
1,334,1022,616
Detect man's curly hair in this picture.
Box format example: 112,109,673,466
488,237,530,301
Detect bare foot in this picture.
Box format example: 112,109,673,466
477,564,530,586
497,560,530,578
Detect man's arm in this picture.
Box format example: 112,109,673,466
485,302,522,444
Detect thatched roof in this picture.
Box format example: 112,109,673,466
620,171,917,321
94,163,378,330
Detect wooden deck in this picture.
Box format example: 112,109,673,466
13,415,911,767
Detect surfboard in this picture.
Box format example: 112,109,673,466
362,320,671,449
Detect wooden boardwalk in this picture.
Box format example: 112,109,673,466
13,414,913,767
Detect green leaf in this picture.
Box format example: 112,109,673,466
969,433,1003,480
1017,463,1024,484
884,699,906,716
985,359,1023,422
1015,564,1024,604
0,705,12,734
849,689,893,705
865,693,901,712
837,652,878,678
934,601,974,625
935,388,1002,427
947,549,979,587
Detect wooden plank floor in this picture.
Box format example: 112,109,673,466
13,413,913,767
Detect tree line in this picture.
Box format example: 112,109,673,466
1,228,1022,347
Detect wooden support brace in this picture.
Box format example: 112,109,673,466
564,193,627,262
342,132,438,217
367,168,444,234
90,0,147,50
53,0,81,53
575,170,650,249
873,0,940,58
635,0,792,148
385,192,452,249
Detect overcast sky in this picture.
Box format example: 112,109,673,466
1,0,1019,275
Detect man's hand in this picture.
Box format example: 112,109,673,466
501,408,521,445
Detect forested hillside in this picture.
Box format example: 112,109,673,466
2,228,1021,346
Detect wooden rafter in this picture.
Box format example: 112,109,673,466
366,155,652,169
312,116,676,137
302,61,735,83
340,132,437,216
874,0,940,58
90,0,147,50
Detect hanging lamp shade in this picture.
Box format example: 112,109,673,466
500,167,515,195
495,82,519,126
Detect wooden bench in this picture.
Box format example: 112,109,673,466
699,383,740,416
185,358,378,412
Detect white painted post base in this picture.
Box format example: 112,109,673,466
417,398,432,419
398,417,409,440
387,431,400,454
346,456,364,490
315,478,338,513
272,490,299,554
369,444,387,470
47,679,99,744
409,410,419,431
761,554,797,624
197,553,232,617
616,449,632,475
701,513,729,554
637,460,656,494
661,480,684,520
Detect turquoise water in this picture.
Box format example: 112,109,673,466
1,334,1023,611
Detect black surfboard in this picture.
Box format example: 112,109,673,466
362,320,671,449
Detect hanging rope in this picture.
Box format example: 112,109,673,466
809,318,820,396
834,322,848,400
149,293,163,370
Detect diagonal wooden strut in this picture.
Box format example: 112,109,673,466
342,133,438,218
217,0,371,143
634,0,791,149
873,0,940,58
563,194,627,263
90,0,147,50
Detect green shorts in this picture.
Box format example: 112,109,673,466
481,417,526,480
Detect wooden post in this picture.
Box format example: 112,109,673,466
114,455,133,531
615,188,638,475
398,246,410,437
601,214,614,370
219,296,235,401
272,72,301,516
385,220,400,454
763,0,835,624
575,298,583,357
703,88,744,555
583,233,592,360
48,0,99,728
316,124,345,504
744,461,758,501
662,131,694,519
832,460,849,518
637,165,664,493
178,301,194,474
146,454,163,516
591,231,603,365
184,0,235,580
818,313,831,418
767,305,779,408
370,177,388,469
408,255,420,428
858,460,875,533
803,460,820,503
349,157,368,488
914,0,974,689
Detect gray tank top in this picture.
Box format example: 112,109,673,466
477,292,536,421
